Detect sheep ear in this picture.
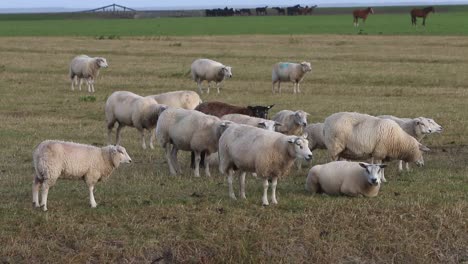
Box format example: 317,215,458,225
358,162,368,169
160,105,168,113
258,121,266,128
419,144,430,152
301,132,308,139
274,122,282,127
288,138,295,144
379,164,387,168
267,104,275,109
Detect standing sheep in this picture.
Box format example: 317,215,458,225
69,55,108,93
191,58,232,94
272,110,309,135
305,161,386,197
106,91,167,149
219,124,312,205
146,90,202,110
379,115,442,171
272,62,312,94
323,112,429,179
156,108,230,177
32,140,132,211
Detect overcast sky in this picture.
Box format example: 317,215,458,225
1,0,467,10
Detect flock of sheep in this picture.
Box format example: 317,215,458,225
31,55,443,211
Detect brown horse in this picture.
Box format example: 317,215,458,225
411,6,435,26
353,7,374,27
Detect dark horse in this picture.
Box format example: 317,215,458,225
353,7,374,27
411,6,435,26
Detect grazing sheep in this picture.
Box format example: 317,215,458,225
69,55,108,93
305,161,386,197
379,115,443,171
272,110,309,135
323,112,429,180
156,108,230,177
106,91,167,149
32,140,132,211
272,62,312,94
191,58,232,94
296,123,326,170
195,101,274,119
219,124,312,205
146,90,202,110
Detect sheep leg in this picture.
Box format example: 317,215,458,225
78,78,83,91
194,151,201,177
197,80,204,94
88,184,97,208
271,177,278,204
32,177,41,208
204,153,211,177
206,82,211,94
272,82,276,94
107,122,115,145
165,144,177,175
86,78,92,93
216,82,221,94
139,129,147,149
293,82,297,94
71,76,76,91
149,128,155,149
278,82,282,94
262,179,269,206
239,172,246,199
398,160,403,172
405,162,410,171
115,123,124,146
228,169,237,200
297,82,301,93
373,159,387,182
40,180,50,211
170,146,181,173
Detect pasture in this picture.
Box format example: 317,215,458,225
0,33,467,263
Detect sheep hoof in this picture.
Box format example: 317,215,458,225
32,202,40,209
229,195,237,200
41,205,48,212
262,203,269,207
91,204,98,208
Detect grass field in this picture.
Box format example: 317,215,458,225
0,31,468,263
1,11,468,36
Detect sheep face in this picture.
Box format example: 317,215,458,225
96,57,108,68
288,136,313,161
247,104,274,119
257,120,279,131
359,163,386,186
112,145,132,165
300,62,312,73
221,66,232,79
414,117,433,134
294,111,309,127
427,118,443,133
414,144,430,167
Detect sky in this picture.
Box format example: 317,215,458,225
1,0,467,11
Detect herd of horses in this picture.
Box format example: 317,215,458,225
205,5,317,17
353,6,436,26
205,5,436,27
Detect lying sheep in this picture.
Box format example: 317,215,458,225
219,124,312,205
323,112,429,181
305,161,386,197
272,61,312,94
32,140,132,211
146,90,202,110
106,91,167,149
69,55,108,93
156,108,230,177
272,110,309,135
191,58,232,94
296,123,326,170
379,115,442,171
195,101,274,119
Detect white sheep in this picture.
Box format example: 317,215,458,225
69,55,108,93
296,123,327,170
106,91,167,149
379,115,442,171
146,90,202,110
218,124,312,205
272,110,309,135
156,108,230,177
191,58,232,94
305,161,386,197
272,61,312,94
323,112,429,182
32,140,132,211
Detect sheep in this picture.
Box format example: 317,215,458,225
305,161,386,197
218,124,313,205
146,90,202,110
272,61,312,94
106,91,167,149
191,58,232,94
195,101,274,119
32,140,132,211
378,115,443,171
272,110,309,135
156,108,230,177
323,112,429,182
296,123,327,170
69,55,108,93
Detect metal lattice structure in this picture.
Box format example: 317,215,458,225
82,3,136,13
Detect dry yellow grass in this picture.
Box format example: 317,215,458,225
0,35,467,263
